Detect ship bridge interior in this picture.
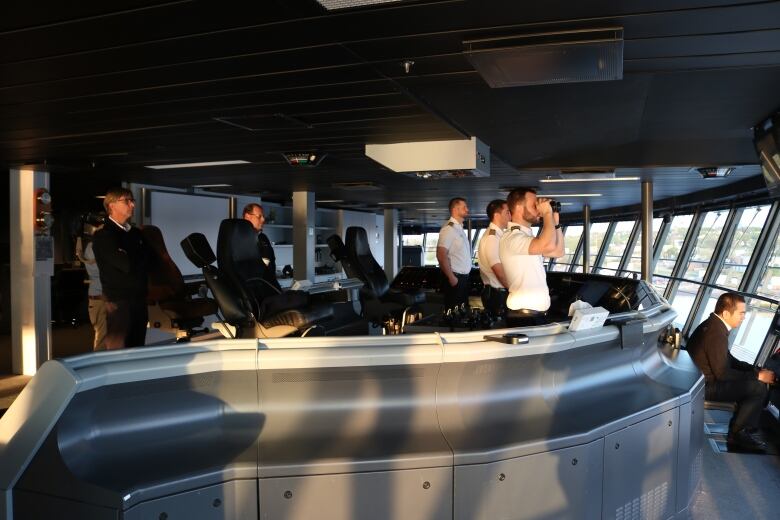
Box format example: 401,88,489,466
1,1,780,519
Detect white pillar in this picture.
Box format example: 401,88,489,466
10,168,53,375
293,191,315,281
384,209,398,281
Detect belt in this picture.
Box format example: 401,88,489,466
483,286,507,292
88,295,103,300
507,308,546,317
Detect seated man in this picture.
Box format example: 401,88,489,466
242,203,282,297
686,293,776,452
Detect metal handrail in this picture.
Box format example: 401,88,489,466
552,262,779,307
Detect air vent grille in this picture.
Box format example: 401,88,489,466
465,27,623,88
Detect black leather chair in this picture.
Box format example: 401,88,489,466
181,229,323,338
327,233,360,279
343,226,425,324
181,232,249,332
140,225,218,339
216,219,333,335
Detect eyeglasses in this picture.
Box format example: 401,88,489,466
116,197,135,204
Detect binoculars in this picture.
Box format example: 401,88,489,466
550,200,561,213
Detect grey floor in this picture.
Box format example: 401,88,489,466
689,409,780,520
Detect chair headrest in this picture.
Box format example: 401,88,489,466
327,234,347,262
346,226,371,256
217,219,260,268
181,233,216,268
140,225,166,256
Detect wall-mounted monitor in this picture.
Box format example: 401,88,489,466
754,111,780,199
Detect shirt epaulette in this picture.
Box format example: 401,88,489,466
447,221,455,227
488,229,496,236
509,225,522,232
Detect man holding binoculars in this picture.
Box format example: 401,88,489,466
499,187,564,327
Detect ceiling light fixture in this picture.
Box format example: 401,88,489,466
539,176,639,183
378,201,437,205
695,167,733,179
317,200,344,203
145,160,249,170
315,0,402,11
192,183,232,188
533,193,603,197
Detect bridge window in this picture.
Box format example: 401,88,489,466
652,214,693,293
667,211,728,327
624,217,663,275
717,205,769,289
473,228,487,262
424,232,439,265
598,220,635,274
756,224,780,300
551,225,583,272
583,222,610,273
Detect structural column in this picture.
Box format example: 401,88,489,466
10,168,53,375
384,209,398,281
293,191,315,281
641,181,653,282
582,204,591,273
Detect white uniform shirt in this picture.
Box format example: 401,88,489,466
82,242,103,296
437,217,472,275
478,222,505,288
499,224,550,311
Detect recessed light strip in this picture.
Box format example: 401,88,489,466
192,183,232,188
146,160,250,170
539,177,639,183
377,201,437,205
535,193,602,197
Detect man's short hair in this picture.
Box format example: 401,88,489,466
486,199,507,221
448,197,466,212
103,187,134,213
714,292,745,315
242,203,261,217
506,188,537,214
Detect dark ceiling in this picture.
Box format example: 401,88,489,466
1,0,779,223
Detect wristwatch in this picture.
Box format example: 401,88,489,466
554,224,562,229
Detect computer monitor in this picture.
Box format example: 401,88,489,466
754,111,780,199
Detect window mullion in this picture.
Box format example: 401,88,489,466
651,217,671,273
618,220,641,275
570,230,584,273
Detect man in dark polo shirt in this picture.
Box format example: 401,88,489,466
93,187,150,349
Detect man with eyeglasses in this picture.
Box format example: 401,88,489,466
243,203,282,296
93,187,151,349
